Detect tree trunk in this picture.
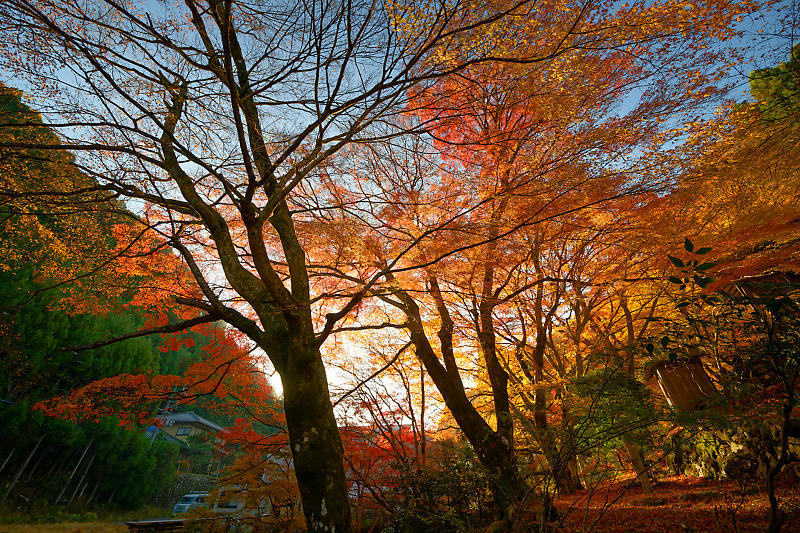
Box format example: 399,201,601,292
280,342,351,533
564,458,583,492
620,295,654,493
526,247,583,496
558,407,583,493
477,432,529,518
533,432,578,495
624,439,653,493
528,391,581,496
420,362,426,465
766,466,784,533
407,308,528,519
766,401,793,533
387,275,529,524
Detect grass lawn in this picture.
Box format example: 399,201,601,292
0,506,168,533
0,523,127,533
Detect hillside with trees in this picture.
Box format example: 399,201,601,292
0,84,284,516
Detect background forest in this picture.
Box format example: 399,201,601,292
0,0,798,532
0,84,287,514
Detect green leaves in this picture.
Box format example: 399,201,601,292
668,255,685,268
664,241,725,316
749,44,800,122
683,238,712,257
667,239,718,294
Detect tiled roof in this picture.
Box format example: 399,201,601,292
158,411,224,432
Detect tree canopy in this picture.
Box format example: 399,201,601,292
1,0,799,531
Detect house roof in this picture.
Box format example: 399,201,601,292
158,411,224,433
145,426,192,450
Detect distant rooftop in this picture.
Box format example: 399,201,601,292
158,411,224,432
146,424,191,447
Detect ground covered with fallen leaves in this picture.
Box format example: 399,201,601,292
554,475,800,532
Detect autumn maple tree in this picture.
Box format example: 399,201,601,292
301,0,761,525
3,0,796,530
0,1,587,529
632,44,800,532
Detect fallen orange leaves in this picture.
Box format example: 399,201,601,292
554,475,800,532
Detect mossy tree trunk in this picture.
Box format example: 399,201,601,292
279,342,351,533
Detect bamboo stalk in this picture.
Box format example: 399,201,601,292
25,450,45,481
1,436,43,504
86,474,103,505
0,448,14,475
55,436,94,504
69,454,95,503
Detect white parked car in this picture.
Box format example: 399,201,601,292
172,492,209,515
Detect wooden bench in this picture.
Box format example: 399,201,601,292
125,519,186,532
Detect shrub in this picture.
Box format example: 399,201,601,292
382,442,494,533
